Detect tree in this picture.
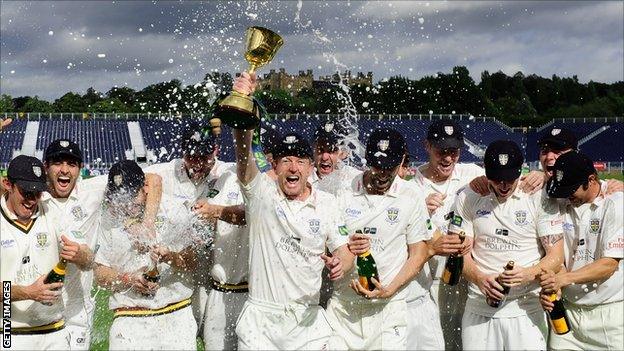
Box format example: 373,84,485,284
0,94,14,112
22,96,53,113
53,92,87,112
106,87,136,108
83,87,103,108
87,98,129,113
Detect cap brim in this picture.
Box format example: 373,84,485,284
15,180,47,192
485,167,521,182
546,179,582,199
430,138,464,149
46,151,83,163
538,139,571,151
367,155,403,170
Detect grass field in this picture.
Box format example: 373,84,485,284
600,170,624,181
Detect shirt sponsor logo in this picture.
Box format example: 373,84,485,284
573,248,594,262
495,228,509,236
35,232,50,249
71,230,85,239
338,225,349,236
363,227,377,235
589,218,600,234
426,219,432,231
514,210,528,225
207,189,220,198
21,256,30,264
275,205,287,220
608,237,624,250
227,191,238,200
386,207,400,224
345,208,362,218
308,218,321,235
485,237,520,251
275,236,313,261
475,209,491,218
563,222,574,232
578,239,585,246
71,205,87,221
550,218,563,226
1,239,15,248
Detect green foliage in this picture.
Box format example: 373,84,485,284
1,67,621,127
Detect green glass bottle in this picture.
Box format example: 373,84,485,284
441,231,466,286
487,261,514,308
357,250,379,292
44,259,67,287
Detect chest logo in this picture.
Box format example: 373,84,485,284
495,228,509,236
338,225,349,236
578,238,585,246
589,218,600,233
476,209,491,218
345,207,362,218
386,207,400,224
308,218,321,235
515,210,528,225
35,232,49,248
227,191,238,200
207,189,220,198
71,230,85,239
155,216,166,229
363,227,377,235
71,205,87,221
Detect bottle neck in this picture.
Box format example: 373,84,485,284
54,259,68,274
358,251,372,258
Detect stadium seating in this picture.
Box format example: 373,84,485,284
0,119,27,168
2,115,622,172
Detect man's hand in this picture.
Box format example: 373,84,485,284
321,253,343,281
129,268,159,295
350,277,394,299
519,171,546,194
499,265,531,287
28,276,63,304
150,245,173,265
539,290,558,312
60,235,82,262
425,193,446,215
605,179,624,195
539,268,567,294
347,233,370,255
233,72,257,96
0,118,12,131
476,273,505,302
429,233,464,256
469,176,490,196
193,199,224,220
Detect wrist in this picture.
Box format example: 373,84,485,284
560,272,572,288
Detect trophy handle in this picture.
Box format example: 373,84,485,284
248,63,258,74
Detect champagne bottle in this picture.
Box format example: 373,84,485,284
441,231,466,286
44,259,67,289
486,261,514,308
355,231,379,292
548,293,571,335
143,262,160,283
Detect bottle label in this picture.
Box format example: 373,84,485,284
441,269,451,284
550,317,570,334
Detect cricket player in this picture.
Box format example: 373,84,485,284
409,119,483,350
143,122,230,333
230,72,354,350
94,160,199,350
40,139,162,350
540,151,623,350
310,122,361,192
453,140,565,350
327,127,432,350
1,155,90,350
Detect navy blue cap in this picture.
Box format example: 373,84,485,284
484,140,524,181
7,155,47,192
366,128,407,170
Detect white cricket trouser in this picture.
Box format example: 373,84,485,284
65,306,95,350
462,309,547,350
549,300,624,351
431,277,469,350
192,285,210,337
203,288,248,350
406,293,444,350
2,326,69,350
326,298,407,350
235,297,331,350
109,304,197,350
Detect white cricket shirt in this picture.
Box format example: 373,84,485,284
453,187,563,317
241,172,348,305
334,174,432,302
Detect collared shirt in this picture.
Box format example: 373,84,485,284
40,175,108,328
334,174,432,302
94,196,197,310
241,172,347,305
562,190,623,305
453,186,563,318
206,167,249,285
1,195,64,328
310,164,363,196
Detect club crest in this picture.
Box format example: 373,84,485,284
113,174,123,186
378,140,390,151
444,125,454,135
71,205,87,221
589,218,600,233
308,218,320,235
386,207,400,224
60,140,70,147
35,232,49,248
32,166,42,177
324,122,334,132
284,135,298,144
498,154,509,166
515,210,528,225
551,128,561,136
556,170,564,182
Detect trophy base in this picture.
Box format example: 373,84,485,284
217,92,260,129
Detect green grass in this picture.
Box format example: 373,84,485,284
600,170,624,181
89,288,204,350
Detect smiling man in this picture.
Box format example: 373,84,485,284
451,140,565,350
1,155,90,350
230,72,355,350
310,122,361,191
327,127,432,350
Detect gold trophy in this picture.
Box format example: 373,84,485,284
216,26,283,129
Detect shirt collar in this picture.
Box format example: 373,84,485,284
40,179,81,203
1,193,41,220
416,163,461,184
351,172,400,198
276,180,318,208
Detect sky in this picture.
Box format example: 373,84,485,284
1,0,622,101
